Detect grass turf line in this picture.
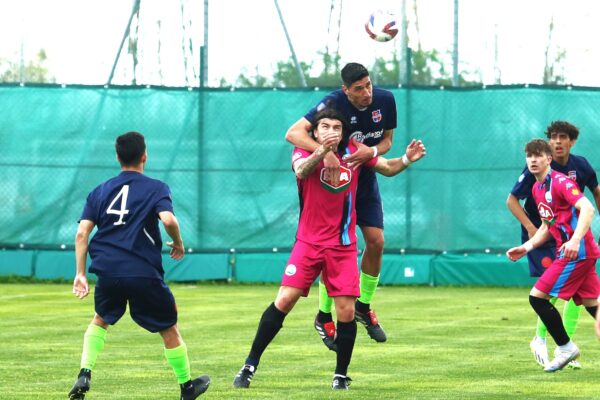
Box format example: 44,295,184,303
0,284,599,399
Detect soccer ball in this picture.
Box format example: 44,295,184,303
365,10,398,43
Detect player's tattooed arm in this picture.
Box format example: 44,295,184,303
294,145,331,179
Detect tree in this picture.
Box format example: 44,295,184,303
543,16,566,85
0,49,54,83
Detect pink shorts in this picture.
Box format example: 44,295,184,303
281,240,360,297
535,257,600,305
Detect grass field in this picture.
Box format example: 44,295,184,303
2,283,600,400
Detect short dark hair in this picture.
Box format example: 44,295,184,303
341,63,369,87
525,139,552,156
545,120,579,140
311,107,350,151
115,131,146,166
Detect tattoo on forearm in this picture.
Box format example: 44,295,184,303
296,146,327,178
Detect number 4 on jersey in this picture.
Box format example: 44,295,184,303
107,185,130,225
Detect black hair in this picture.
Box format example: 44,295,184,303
525,138,552,156
545,120,579,141
115,131,146,166
311,107,350,152
341,62,369,87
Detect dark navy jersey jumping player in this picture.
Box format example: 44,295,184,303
286,62,397,346
68,131,210,400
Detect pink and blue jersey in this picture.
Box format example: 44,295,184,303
292,144,378,247
532,169,600,261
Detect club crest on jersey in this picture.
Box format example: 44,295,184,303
320,166,352,193
372,109,382,123
568,170,576,180
538,203,555,225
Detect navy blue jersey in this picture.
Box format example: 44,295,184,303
80,171,174,279
304,88,397,147
511,153,598,240
304,87,397,210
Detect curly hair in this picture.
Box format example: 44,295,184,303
545,120,579,141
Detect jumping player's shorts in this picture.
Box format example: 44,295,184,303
526,245,556,277
356,171,383,229
534,257,600,305
281,240,360,298
94,276,177,333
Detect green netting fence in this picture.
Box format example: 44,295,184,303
2,84,600,252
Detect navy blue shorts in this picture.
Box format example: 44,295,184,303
94,276,178,333
356,171,383,229
526,246,556,277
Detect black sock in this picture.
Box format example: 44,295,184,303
585,305,598,318
529,295,569,346
317,311,333,323
247,303,287,367
335,320,357,376
355,300,369,314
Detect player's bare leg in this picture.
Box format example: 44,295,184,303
356,226,386,342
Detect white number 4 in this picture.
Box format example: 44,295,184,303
107,185,130,225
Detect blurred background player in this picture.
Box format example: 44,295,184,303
285,62,396,346
234,109,425,390
507,121,600,368
68,132,210,400
507,139,600,373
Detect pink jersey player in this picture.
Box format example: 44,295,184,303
532,169,600,261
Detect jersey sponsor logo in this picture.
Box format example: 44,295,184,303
372,109,382,123
320,166,352,193
538,202,555,225
284,264,297,276
349,129,384,143
568,170,576,180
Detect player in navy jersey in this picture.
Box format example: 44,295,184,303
68,132,209,400
507,121,600,369
507,139,600,372
286,62,396,347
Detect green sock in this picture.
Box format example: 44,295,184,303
563,298,582,338
535,297,558,339
318,280,333,314
81,324,107,370
358,272,379,305
164,343,191,384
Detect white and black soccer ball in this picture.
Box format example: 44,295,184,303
365,10,399,43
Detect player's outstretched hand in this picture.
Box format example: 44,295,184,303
406,139,426,163
506,246,526,262
323,151,341,186
73,274,89,299
345,139,375,169
167,241,185,260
